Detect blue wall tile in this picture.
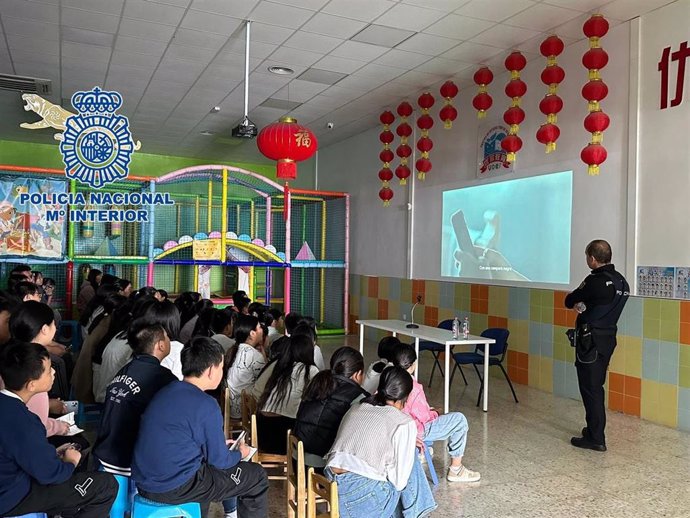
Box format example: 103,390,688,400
509,287,530,320
642,339,660,381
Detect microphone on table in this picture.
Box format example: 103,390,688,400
406,294,422,329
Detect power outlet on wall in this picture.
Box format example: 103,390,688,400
403,314,407,321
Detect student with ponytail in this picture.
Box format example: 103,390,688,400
393,343,480,483
325,366,436,518
294,347,368,468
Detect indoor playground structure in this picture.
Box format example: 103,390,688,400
0,164,349,334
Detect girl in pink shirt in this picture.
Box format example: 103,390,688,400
393,343,480,483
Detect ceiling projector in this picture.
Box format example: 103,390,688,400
232,116,258,138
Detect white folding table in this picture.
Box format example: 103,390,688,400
356,319,495,413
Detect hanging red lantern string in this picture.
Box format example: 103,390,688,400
379,186,394,207
537,35,565,153
501,52,527,163
416,92,434,181
378,110,395,205
581,14,610,175
395,102,414,185
439,81,458,129
472,67,493,119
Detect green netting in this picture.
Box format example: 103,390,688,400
0,261,70,312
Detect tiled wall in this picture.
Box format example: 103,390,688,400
349,274,690,432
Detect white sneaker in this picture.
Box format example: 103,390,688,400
447,465,481,483
225,511,237,518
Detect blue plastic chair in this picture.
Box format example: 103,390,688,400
8,514,47,518
76,401,103,427
422,441,438,486
106,471,137,518
450,328,518,406
131,495,201,518
58,319,82,354
418,319,454,387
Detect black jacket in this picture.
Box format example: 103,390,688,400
94,354,176,473
294,376,369,458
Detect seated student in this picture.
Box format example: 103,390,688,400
94,320,177,476
393,343,480,483
79,283,120,340
267,311,301,362
179,299,214,344
361,336,399,394
225,314,266,419
231,290,251,315
77,267,102,314
210,308,236,352
14,283,67,358
0,341,117,518
255,334,319,455
293,319,326,371
10,300,70,402
72,293,128,404
265,308,283,346
325,367,437,518
132,337,269,518
138,300,184,380
294,347,368,468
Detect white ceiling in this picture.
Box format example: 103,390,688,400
0,0,677,163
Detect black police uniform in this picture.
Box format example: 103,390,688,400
564,263,629,446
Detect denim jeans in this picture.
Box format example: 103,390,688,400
326,456,436,518
422,412,468,458
222,497,237,514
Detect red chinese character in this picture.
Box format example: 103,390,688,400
659,41,690,109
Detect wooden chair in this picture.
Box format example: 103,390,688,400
241,390,257,436
223,387,242,438
307,468,338,518
287,431,306,518
250,413,287,480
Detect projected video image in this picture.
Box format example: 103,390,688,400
441,171,573,284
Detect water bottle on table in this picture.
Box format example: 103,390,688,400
462,316,470,339
452,316,460,339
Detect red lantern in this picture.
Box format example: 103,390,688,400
440,81,459,99
379,149,394,165
415,158,432,180
539,95,563,119
257,116,317,181
379,130,394,145
505,79,527,99
379,186,394,206
417,137,433,154
395,165,411,185
397,102,413,117
583,14,609,40
501,134,523,163
396,123,412,138
540,35,564,58
379,167,393,183
439,105,458,129
541,65,565,86
417,114,434,132
581,143,607,175
472,92,493,118
536,123,561,153
439,81,459,129
396,144,412,161
582,80,609,110
380,111,395,126
505,51,527,72
503,106,525,127
418,92,435,110
473,67,493,118
584,111,610,142
582,48,609,72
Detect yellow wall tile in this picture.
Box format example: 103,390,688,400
539,357,553,392
528,355,540,389
641,379,660,422
425,281,440,307
609,345,625,374
438,308,455,323
378,277,389,300
623,336,642,378
488,286,509,317
508,319,529,353
388,300,400,320
657,383,678,428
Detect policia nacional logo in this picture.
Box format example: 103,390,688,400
59,87,135,188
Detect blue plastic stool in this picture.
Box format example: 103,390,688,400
76,401,102,427
109,473,137,518
423,441,439,486
131,495,201,518
8,514,48,518
58,319,83,354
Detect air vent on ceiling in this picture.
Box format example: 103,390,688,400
0,74,52,95
259,98,302,110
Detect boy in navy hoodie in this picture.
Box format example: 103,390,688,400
94,320,177,475
0,341,117,518
132,336,268,517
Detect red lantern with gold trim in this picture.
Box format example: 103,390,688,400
584,110,610,143
378,110,396,206
439,80,459,129
501,134,523,163
257,116,317,181
582,48,609,71
379,167,393,183
473,67,493,118
536,124,561,153
502,52,527,163
416,92,435,181
379,186,394,206
538,35,565,153
395,165,411,184
539,94,563,121
581,142,607,175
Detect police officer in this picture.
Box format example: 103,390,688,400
565,240,629,452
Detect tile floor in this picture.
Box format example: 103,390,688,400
215,335,690,518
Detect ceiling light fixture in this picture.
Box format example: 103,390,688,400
268,65,294,75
